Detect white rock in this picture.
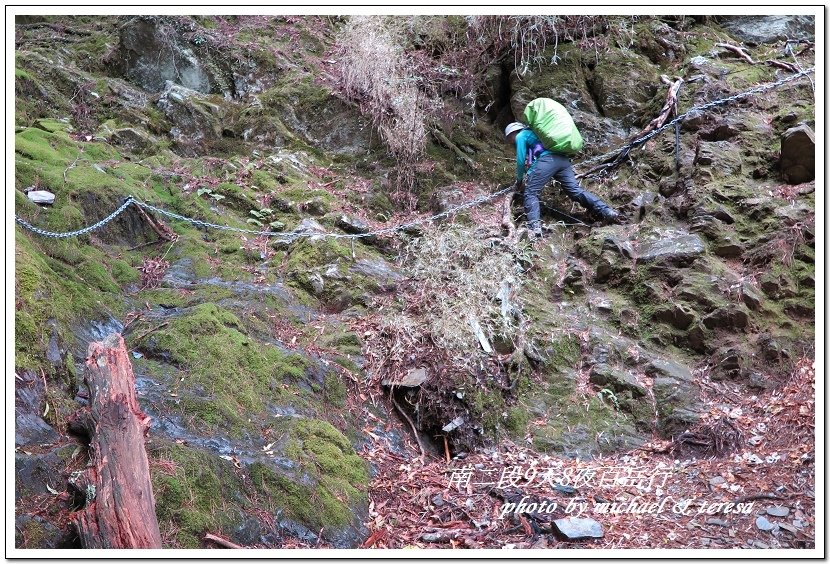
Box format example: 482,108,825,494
382,368,428,388
26,190,56,205
553,517,604,540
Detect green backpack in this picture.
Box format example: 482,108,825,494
523,98,584,155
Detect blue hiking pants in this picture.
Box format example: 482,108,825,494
524,153,613,229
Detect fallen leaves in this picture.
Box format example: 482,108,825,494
360,357,816,550
138,257,170,289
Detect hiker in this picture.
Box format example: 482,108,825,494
505,99,622,235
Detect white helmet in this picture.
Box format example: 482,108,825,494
504,122,526,137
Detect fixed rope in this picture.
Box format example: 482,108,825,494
573,67,815,175
135,186,516,242
14,197,136,239
14,186,516,242
15,67,814,241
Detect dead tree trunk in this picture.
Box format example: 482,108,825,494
69,333,162,549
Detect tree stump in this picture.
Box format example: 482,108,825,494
69,333,162,549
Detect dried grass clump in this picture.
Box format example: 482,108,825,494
371,312,429,372
401,224,526,367
335,16,437,208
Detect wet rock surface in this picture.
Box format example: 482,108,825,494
112,17,213,94
15,371,60,447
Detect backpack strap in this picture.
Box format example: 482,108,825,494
525,141,546,167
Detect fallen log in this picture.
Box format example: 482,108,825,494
68,333,162,549
577,75,683,180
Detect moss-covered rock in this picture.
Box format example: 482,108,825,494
14,232,122,371
528,388,646,457
150,441,248,548
250,418,369,546
155,82,229,155
591,48,662,123
131,303,311,432
258,73,374,158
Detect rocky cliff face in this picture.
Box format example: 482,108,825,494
14,15,815,549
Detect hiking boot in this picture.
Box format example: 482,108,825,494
600,210,624,225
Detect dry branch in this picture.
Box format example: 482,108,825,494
796,42,814,56
577,75,683,180
732,492,782,504
432,128,478,170
69,333,162,549
575,159,619,180
638,75,684,137
765,60,799,73
63,150,84,183
392,395,427,464
500,188,518,243
204,533,245,549
655,35,682,54
134,203,178,242
716,42,756,64
131,321,169,343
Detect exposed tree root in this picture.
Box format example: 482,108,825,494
392,394,427,464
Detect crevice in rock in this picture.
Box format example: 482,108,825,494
494,62,515,124
387,386,446,456
583,61,606,118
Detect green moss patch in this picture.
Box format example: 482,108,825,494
129,303,311,433
530,391,644,457
251,418,369,530
14,232,121,370
150,441,246,548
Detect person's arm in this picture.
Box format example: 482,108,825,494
515,130,528,187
